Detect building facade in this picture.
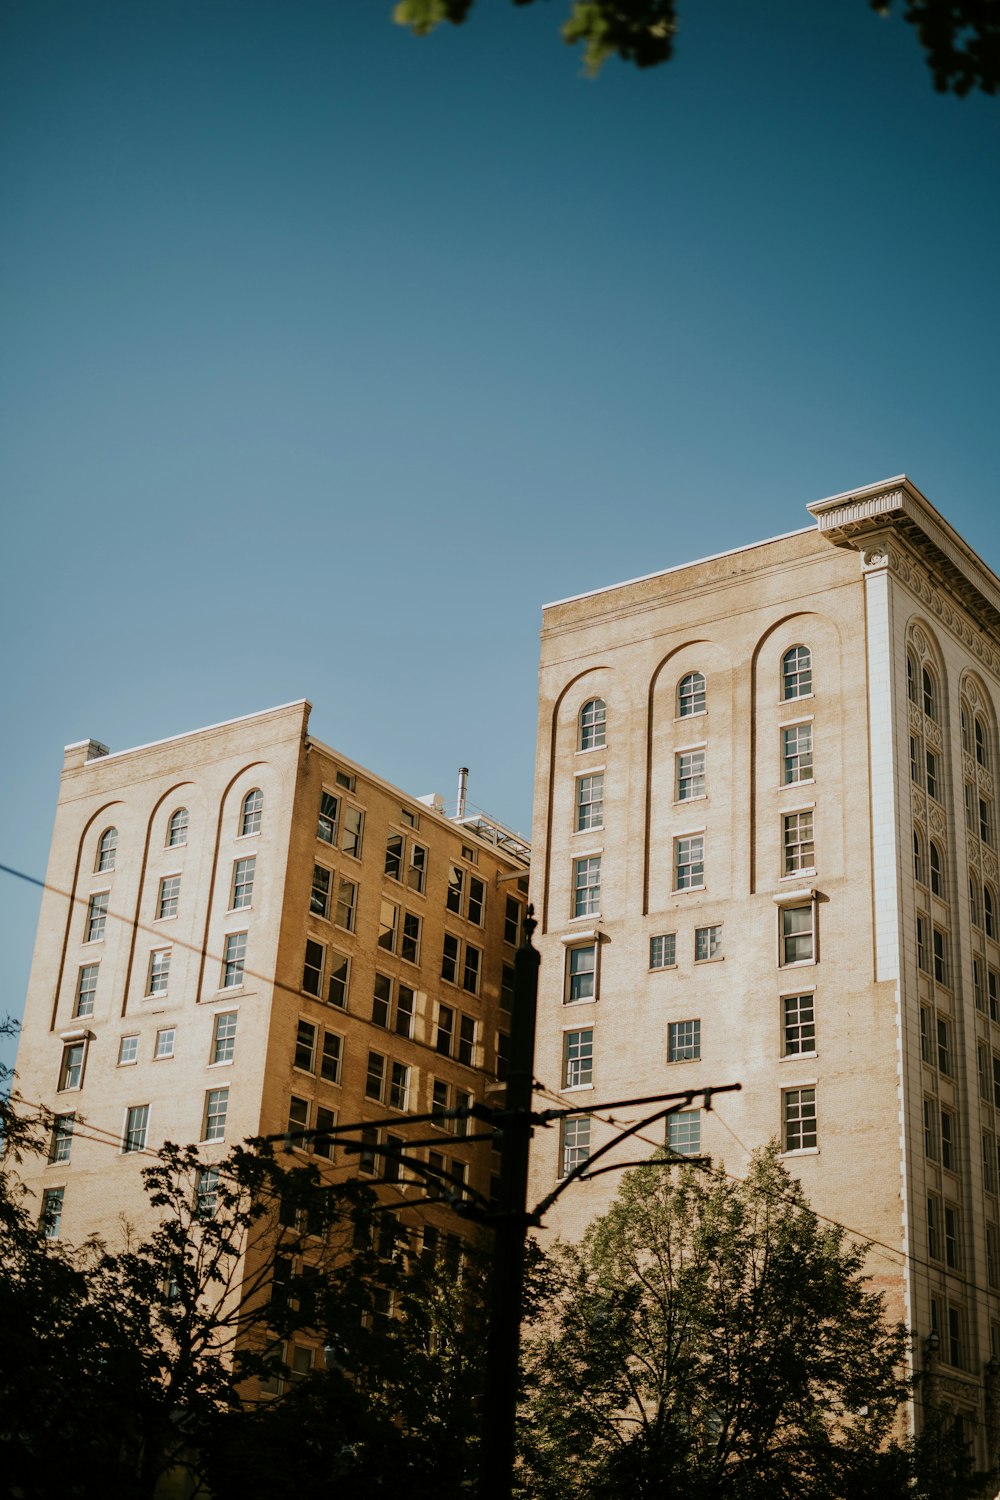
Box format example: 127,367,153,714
526,476,1000,1463
15,700,529,1308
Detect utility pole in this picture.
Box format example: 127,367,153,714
477,907,539,1500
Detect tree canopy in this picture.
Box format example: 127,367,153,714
394,0,1000,95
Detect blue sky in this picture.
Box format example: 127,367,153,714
2,0,999,1075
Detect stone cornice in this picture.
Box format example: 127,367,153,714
808,476,1000,638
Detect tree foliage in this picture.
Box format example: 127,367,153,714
519,1145,919,1500
393,0,1000,94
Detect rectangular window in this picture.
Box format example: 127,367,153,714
320,1031,342,1084
782,723,813,784
668,1110,701,1156
401,807,417,828
783,811,815,875
504,896,521,946
783,1087,817,1151
676,749,706,802
916,915,929,972
566,943,597,1002
563,1028,594,1088
924,1098,938,1159
938,1017,953,1076
926,750,940,801
123,1103,149,1154
385,833,404,882
49,1113,74,1164
447,864,465,914
407,841,426,893
358,1125,379,1175
314,1105,337,1160
118,1034,139,1065
211,1011,237,1064
468,876,486,926
75,963,99,1018
389,1062,409,1111
59,1042,85,1091
335,880,357,932
41,1186,64,1240
372,973,392,1028
945,1204,961,1268
920,1005,932,1064
302,939,323,997
674,836,704,891
783,993,815,1055
328,951,349,1009
317,791,339,844
975,957,985,1011
463,944,481,994
940,1109,957,1172
993,1054,1000,1110
984,1133,997,1194
310,864,331,919
341,806,364,859
780,904,814,965
577,772,605,830
501,963,515,1011
336,769,355,791
287,1095,309,1140
458,1014,476,1066
157,876,181,920
401,911,421,964
559,1117,591,1178
933,928,949,986
147,947,171,996
365,1051,386,1102
436,1005,455,1056
668,1019,701,1062
222,932,247,989
910,737,919,784
294,1019,317,1072
966,782,976,831
649,933,677,970
980,1044,991,1101
988,1226,1000,1290
396,983,415,1038
442,933,459,984
982,798,995,848
155,1027,175,1060
432,1079,450,1122
694,924,722,961
378,899,398,952
86,891,109,943
203,1087,229,1142
496,1031,510,1081
928,1194,940,1259
572,856,601,917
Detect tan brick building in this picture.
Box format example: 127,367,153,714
526,476,1000,1463
15,700,529,1303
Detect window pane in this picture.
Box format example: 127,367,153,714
573,856,601,916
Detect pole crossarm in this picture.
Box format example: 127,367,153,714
530,1081,742,1224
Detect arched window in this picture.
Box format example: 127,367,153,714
578,699,606,752
913,830,924,886
960,704,971,753
240,789,263,837
976,717,990,769
95,827,118,874
677,672,706,718
970,877,982,929
167,808,189,848
986,885,997,941
907,653,918,705
929,841,944,898
921,667,937,721
781,647,812,701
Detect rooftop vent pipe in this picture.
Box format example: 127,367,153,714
457,766,469,820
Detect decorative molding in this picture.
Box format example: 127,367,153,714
911,789,927,823
985,849,999,885
928,804,947,838
925,719,943,753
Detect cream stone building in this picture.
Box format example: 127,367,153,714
15,700,529,1316
527,476,1000,1464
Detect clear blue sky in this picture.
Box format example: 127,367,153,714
3,0,999,1076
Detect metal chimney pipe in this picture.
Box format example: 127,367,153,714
457,767,469,820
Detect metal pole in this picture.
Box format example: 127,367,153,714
477,907,539,1500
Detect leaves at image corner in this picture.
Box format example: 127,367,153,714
393,0,1000,94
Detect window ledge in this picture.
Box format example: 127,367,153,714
694,956,724,965
649,965,678,973
568,912,602,924
673,796,707,808
572,825,606,836
780,1051,817,1062
562,1084,595,1094
781,1146,820,1157
559,929,601,944
779,779,815,791
673,712,707,724
675,885,706,895
773,887,817,904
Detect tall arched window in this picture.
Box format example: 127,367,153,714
976,717,990,769
970,877,982,929
921,667,939,722
913,830,924,885
907,653,918,705
929,841,944,898
167,808,189,848
240,789,263,837
677,672,706,717
95,827,118,874
960,704,971,752
578,699,606,752
986,885,997,941
781,646,812,701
